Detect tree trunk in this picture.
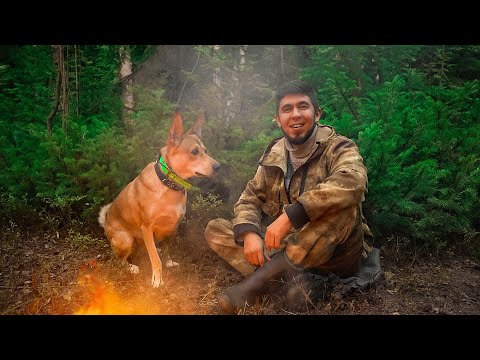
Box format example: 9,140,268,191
74,45,79,116
176,47,201,109
62,45,69,132
224,45,246,126
47,45,63,135
119,45,134,127
280,45,286,82
212,45,222,88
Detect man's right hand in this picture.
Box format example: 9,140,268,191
243,232,270,267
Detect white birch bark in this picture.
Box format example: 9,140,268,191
119,45,134,125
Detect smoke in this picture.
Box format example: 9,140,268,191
132,45,302,128
132,45,304,205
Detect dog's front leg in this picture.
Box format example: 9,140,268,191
142,226,164,288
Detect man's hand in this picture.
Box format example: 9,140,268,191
265,212,292,251
244,232,270,267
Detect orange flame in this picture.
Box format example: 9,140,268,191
74,259,136,315
74,275,131,315
73,259,167,315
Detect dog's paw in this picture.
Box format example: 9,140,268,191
165,259,180,268
127,264,140,274
152,272,164,288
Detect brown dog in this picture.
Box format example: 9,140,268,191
98,112,220,287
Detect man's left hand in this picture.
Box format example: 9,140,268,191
265,212,292,251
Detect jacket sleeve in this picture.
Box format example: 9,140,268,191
232,165,268,245
287,136,368,228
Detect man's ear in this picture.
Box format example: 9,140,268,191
274,115,281,128
316,108,323,121
187,113,205,138
168,112,184,147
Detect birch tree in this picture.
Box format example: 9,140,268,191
119,45,134,127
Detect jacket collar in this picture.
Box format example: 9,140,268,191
260,124,335,172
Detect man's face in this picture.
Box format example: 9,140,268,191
275,93,322,145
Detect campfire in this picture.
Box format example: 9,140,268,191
74,274,130,315
73,259,157,315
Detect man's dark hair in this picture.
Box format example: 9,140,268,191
275,80,319,115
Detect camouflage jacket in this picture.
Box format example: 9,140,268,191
232,124,370,271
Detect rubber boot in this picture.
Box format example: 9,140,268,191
285,273,318,312
216,250,302,314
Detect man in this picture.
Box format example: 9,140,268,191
204,80,375,314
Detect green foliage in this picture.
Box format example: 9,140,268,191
359,77,480,249
64,228,105,251
301,46,444,136
213,123,279,206
76,45,123,119
302,45,425,97
0,45,139,228
0,191,35,229
188,193,228,227
0,46,54,124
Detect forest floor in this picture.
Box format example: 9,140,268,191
1,223,479,316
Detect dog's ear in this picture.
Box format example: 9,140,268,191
168,112,184,147
187,114,205,138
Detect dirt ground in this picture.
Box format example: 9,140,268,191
1,223,479,316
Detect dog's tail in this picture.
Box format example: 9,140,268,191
98,203,112,228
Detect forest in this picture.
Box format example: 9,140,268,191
0,45,479,315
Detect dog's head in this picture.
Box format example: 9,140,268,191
164,112,220,179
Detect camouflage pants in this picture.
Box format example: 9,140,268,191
204,218,277,276
204,206,372,277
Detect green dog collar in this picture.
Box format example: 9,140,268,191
156,156,193,190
